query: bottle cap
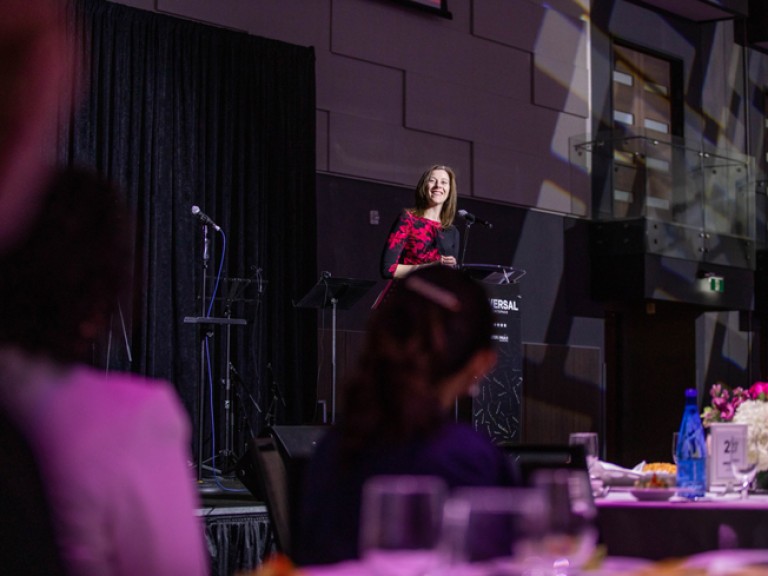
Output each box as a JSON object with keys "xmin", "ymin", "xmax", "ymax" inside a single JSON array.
[{"xmin": 685, "ymin": 388, "xmax": 696, "ymax": 398}]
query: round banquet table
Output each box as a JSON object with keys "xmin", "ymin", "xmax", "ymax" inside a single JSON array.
[
  {"xmin": 304, "ymin": 555, "xmax": 653, "ymax": 576},
  {"xmin": 596, "ymin": 489, "xmax": 768, "ymax": 560}
]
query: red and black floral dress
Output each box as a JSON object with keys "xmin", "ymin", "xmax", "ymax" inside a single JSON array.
[{"xmin": 373, "ymin": 210, "xmax": 459, "ymax": 307}]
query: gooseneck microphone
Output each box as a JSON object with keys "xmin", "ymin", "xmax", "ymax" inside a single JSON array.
[
  {"xmin": 457, "ymin": 209, "xmax": 493, "ymax": 228},
  {"xmin": 191, "ymin": 205, "xmax": 221, "ymax": 231}
]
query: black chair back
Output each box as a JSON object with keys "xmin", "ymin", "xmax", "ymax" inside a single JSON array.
[{"xmin": 499, "ymin": 443, "xmax": 588, "ymax": 486}]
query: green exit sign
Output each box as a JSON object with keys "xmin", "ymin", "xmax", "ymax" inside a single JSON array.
[{"xmin": 708, "ymin": 276, "xmax": 725, "ymax": 293}]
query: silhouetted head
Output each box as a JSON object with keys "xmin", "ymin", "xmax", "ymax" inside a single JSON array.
[
  {"xmin": 0, "ymin": 167, "xmax": 131, "ymax": 363},
  {"xmin": 341, "ymin": 265, "xmax": 495, "ymax": 454}
]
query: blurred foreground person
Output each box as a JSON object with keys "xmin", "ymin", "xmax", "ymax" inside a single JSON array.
[
  {"xmin": 0, "ymin": 0, "xmax": 73, "ymax": 254},
  {"xmin": 0, "ymin": 1, "xmax": 75, "ymax": 573},
  {"xmin": 0, "ymin": 404, "xmax": 68, "ymax": 574},
  {"xmin": 0, "ymin": 168, "xmax": 208, "ymax": 576},
  {"xmin": 297, "ymin": 266, "xmax": 519, "ymax": 565}
]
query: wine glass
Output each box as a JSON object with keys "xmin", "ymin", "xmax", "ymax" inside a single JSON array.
[
  {"xmin": 672, "ymin": 432, "xmax": 679, "ymax": 464},
  {"xmin": 359, "ymin": 475, "xmax": 448, "ymax": 576},
  {"xmin": 528, "ymin": 468, "xmax": 599, "ymax": 574},
  {"xmin": 731, "ymin": 452, "xmax": 759, "ymax": 500}
]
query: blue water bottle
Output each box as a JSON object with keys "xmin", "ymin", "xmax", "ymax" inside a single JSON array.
[{"xmin": 676, "ymin": 388, "xmax": 707, "ymax": 499}]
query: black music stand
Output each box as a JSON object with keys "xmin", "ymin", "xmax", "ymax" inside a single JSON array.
[
  {"xmin": 184, "ymin": 314, "xmax": 247, "ymax": 482},
  {"xmin": 295, "ymin": 275, "xmax": 375, "ymax": 423}
]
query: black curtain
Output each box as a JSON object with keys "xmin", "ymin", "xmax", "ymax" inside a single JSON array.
[{"xmin": 59, "ymin": 0, "xmax": 317, "ymax": 459}]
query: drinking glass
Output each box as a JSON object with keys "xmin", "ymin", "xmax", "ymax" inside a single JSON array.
[
  {"xmin": 569, "ymin": 432, "xmax": 599, "ymax": 469},
  {"xmin": 672, "ymin": 432, "xmax": 679, "ymax": 464},
  {"xmin": 528, "ymin": 468, "xmax": 599, "ymax": 574},
  {"xmin": 731, "ymin": 452, "xmax": 759, "ymax": 499},
  {"xmin": 443, "ymin": 486, "xmax": 550, "ymax": 568},
  {"xmin": 359, "ymin": 475, "xmax": 448, "ymax": 576}
]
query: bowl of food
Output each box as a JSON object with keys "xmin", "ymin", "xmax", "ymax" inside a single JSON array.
[
  {"xmin": 637, "ymin": 462, "xmax": 677, "ymax": 488},
  {"xmin": 629, "ymin": 487, "xmax": 677, "ymax": 501}
]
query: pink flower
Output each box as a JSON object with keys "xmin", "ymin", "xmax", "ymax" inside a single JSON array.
[
  {"xmin": 749, "ymin": 382, "xmax": 768, "ymax": 401},
  {"xmin": 702, "ymin": 383, "xmax": 757, "ymax": 426},
  {"xmin": 719, "ymin": 403, "xmax": 736, "ymax": 421},
  {"xmin": 712, "ymin": 395, "xmax": 729, "ymax": 410}
]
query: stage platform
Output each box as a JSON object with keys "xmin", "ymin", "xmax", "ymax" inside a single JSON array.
[{"xmin": 197, "ymin": 476, "xmax": 272, "ymax": 576}]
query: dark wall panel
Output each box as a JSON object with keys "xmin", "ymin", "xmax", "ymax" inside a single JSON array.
[{"xmin": 314, "ymin": 173, "xmax": 604, "ymax": 341}]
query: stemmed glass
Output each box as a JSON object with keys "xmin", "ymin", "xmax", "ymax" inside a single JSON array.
[
  {"xmin": 528, "ymin": 468, "xmax": 599, "ymax": 574},
  {"xmin": 359, "ymin": 475, "xmax": 448, "ymax": 576},
  {"xmin": 672, "ymin": 432, "xmax": 679, "ymax": 464},
  {"xmin": 731, "ymin": 452, "xmax": 759, "ymax": 499}
]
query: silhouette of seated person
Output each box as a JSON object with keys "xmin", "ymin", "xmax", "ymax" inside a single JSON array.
[
  {"xmin": 0, "ymin": 407, "xmax": 68, "ymax": 574},
  {"xmin": 0, "ymin": 1, "xmax": 74, "ymax": 572},
  {"xmin": 0, "ymin": 167, "xmax": 208, "ymax": 576},
  {"xmin": 297, "ymin": 266, "xmax": 521, "ymax": 566}
]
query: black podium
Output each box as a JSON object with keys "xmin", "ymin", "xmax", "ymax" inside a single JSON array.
[
  {"xmin": 295, "ymin": 274, "xmax": 375, "ymax": 423},
  {"xmin": 461, "ymin": 264, "xmax": 525, "ymax": 445}
]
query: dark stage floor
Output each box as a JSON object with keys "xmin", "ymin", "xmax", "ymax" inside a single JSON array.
[
  {"xmin": 197, "ymin": 475, "xmax": 270, "ymax": 576},
  {"xmin": 197, "ymin": 474, "xmax": 260, "ymax": 507}
]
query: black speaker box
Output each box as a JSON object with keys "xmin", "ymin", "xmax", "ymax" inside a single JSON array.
[
  {"xmin": 236, "ymin": 425, "xmax": 329, "ymax": 502},
  {"xmin": 235, "ymin": 440, "xmax": 264, "ymax": 500},
  {"xmin": 270, "ymin": 425, "xmax": 329, "ymax": 461}
]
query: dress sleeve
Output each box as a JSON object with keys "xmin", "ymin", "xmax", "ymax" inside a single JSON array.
[{"xmin": 380, "ymin": 211, "xmax": 410, "ymax": 279}]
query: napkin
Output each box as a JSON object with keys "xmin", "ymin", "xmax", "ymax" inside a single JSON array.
[{"xmin": 590, "ymin": 460, "xmax": 645, "ymax": 486}]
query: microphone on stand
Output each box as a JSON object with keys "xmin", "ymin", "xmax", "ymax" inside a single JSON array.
[
  {"xmin": 458, "ymin": 209, "xmax": 493, "ymax": 228},
  {"xmin": 191, "ymin": 205, "xmax": 221, "ymax": 231}
]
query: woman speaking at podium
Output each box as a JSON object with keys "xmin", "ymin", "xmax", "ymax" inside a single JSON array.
[{"xmin": 374, "ymin": 165, "xmax": 460, "ymax": 307}]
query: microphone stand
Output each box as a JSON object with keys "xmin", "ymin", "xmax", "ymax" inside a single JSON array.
[
  {"xmin": 196, "ymin": 224, "xmax": 211, "ymax": 482},
  {"xmin": 228, "ymin": 361, "xmax": 261, "ymax": 448},
  {"xmin": 456, "ymin": 219, "xmax": 473, "ymax": 422},
  {"xmin": 104, "ymin": 300, "xmax": 133, "ymax": 376},
  {"xmin": 265, "ymin": 362, "xmax": 286, "ymax": 428},
  {"xmin": 459, "ymin": 219, "xmax": 474, "ymax": 268}
]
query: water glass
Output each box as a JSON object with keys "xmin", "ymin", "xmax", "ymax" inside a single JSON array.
[
  {"xmin": 569, "ymin": 432, "xmax": 599, "ymax": 469},
  {"xmin": 731, "ymin": 453, "xmax": 759, "ymax": 499},
  {"xmin": 672, "ymin": 432, "xmax": 679, "ymax": 464},
  {"xmin": 359, "ymin": 475, "xmax": 448, "ymax": 576},
  {"xmin": 443, "ymin": 486, "xmax": 550, "ymax": 567},
  {"xmin": 528, "ymin": 468, "xmax": 599, "ymax": 574}
]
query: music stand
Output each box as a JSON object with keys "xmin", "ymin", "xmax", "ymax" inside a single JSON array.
[
  {"xmin": 184, "ymin": 314, "xmax": 247, "ymax": 481},
  {"xmin": 295, "ymin": 275, "xmax": 375, "ymax": 423}
]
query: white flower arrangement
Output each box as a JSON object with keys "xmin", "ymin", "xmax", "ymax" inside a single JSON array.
[{"xmin": 732, "ymin": 400, "xmax": 768, "ymax": 472}]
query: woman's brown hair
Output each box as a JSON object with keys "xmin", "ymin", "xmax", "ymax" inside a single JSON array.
[{"xmin": 339, "ymin": 265, "xmax": 493, "ymax": 460}]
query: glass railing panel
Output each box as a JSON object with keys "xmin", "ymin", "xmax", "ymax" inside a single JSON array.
[{"xmin": 571, "ymin": 132, "xmax": 756, "ymax": 269}]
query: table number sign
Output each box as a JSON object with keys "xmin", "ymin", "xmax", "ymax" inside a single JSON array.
[{"xmin": 708, "ymin": 423, "xmax": 748, "ymax": 487}]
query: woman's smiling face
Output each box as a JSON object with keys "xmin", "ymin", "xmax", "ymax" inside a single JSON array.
[{"xmin": 426, "ymin": 169, "xmax": 450, "ymax": 208}]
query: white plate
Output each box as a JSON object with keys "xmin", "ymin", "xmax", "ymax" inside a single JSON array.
[
  {"xmin": 595, "ymin": 463, "xmax": 676, "ymax": 487},
  {"xmin": 629, "ymin": 488, "xmax": 676, "ymax": 501},
  {"xmin": 684, "ymin": 549, "xmax": 768, "ymax": 570}
]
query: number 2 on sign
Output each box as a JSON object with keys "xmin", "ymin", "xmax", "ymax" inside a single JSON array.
[{"xmin": 709, "ymin": 424, "xmax": 748, "ymax": 487}]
